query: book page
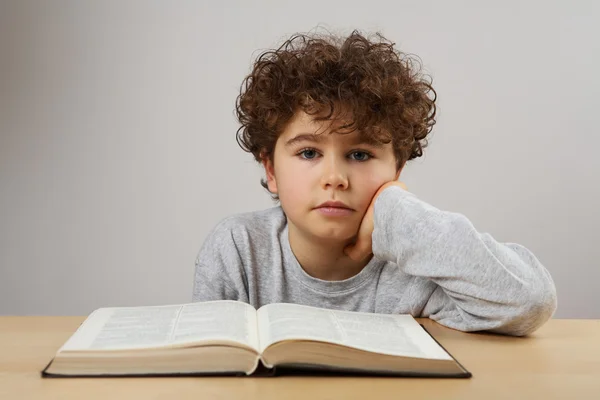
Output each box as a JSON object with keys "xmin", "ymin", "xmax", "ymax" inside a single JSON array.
[
  {"xmin": 60, "ymin": 300, "xmax": 258, "ymax": 352},
  {"xmin": 171, "ymin": 301, "xmax": 258, "ymax": 349},
  {"xmin": 257, "ymin": 303, "xmax": 450, "ymax": 360}
]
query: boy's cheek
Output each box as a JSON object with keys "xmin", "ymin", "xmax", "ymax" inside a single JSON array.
[
  {"xmin": 277, "ymin": 178, "xmax": 309, "ymax": 206},
  {"xmin": 359, "ymin": 175, "xmax": 390, "ymax": 202}
]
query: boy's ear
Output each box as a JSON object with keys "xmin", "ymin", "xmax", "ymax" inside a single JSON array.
[{"xmin": 262, "ymin": 157, "xmax": 278, "ymax": 194}]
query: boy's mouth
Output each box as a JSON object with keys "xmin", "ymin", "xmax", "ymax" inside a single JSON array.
[
  {"xmin": 314, "ymin": 201, "xmax": 355, "ymax": 217},
  {"xmin": 315, "ymin": 200, "xmax": 353, "ymax": 210}
]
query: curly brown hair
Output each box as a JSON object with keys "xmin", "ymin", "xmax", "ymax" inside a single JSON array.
[{"xmin": 235, "ymin": 30, "xmax": 437, "ymax": 198}]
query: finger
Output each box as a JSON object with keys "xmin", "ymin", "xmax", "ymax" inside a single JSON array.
[
  {"xmin": 345, "ymin": 243, "xmax": 371, "ymax": 262},
  {"xmin": 344, "ymin": 245, "xmax": 360, "ymax": 261}
]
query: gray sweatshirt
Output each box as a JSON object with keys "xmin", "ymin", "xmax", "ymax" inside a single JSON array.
[{"xmin": 192, "ymin": 186, "xmax": 557, "ymax": 336}]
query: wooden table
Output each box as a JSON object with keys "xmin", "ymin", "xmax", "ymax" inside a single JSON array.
[{"xmin": 1, "ymin": 317, "xmax": 599, "ymax": 399}]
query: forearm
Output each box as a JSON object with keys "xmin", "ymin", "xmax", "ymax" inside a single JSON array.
[{"xmin": 372, "ymin": 186, "xmax": 557, "ymax": 335}]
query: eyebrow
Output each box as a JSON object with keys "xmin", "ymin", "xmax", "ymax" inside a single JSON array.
[{"xmin": 284, "ymin": 133, "xmax": 384, "ymax": 148}]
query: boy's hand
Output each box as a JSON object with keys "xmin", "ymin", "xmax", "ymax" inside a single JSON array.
[{"xmin": 344, "ymin": 181, "xmax": 408, "ymax": 262}]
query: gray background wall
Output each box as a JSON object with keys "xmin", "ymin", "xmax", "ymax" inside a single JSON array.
[{"xmin": 1, "ymin": 0, "xmax": 598, "ymax": 317}]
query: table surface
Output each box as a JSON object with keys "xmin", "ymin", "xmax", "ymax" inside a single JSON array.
[{"xmin": 1, "ymin": 316, "xmax": 599, "ymax": 400}]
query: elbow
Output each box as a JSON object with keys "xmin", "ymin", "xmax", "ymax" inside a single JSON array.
[
  {"xmin": 520, "ymin": 284, "xmax": 558, "ymax": 336},
  {"xmin": 493, "ymin": 281, "xmax": 558, "ymax": 337}
]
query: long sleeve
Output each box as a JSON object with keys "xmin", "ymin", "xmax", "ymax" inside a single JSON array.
[
  {"xmin": 372, "ymin": 186, "xmax": 557, "ymax": 336},
  {"xmin": 191, "ymin": 219, "xmax": 250, "ymax": 303}
]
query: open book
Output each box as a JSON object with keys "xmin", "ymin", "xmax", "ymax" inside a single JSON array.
[{"xmin": 42, "ymin": 300, "xmax": 470, "ymax": 378}]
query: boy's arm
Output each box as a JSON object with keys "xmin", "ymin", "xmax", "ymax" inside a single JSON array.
[
  {"xmin": 191, "ymin": 220, "xmax": 249, "ymax": 303},
  {"xmin": 372, "ymin": 186, "xmax": 557, "ymax": 336}
]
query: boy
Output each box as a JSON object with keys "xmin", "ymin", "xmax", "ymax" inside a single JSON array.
[{"xmin": 192, "ymin": 31, "xmax": 557, "ymax": 336}]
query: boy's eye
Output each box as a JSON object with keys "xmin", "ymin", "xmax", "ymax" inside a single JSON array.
[
  {"xmin": 349, "ymin": 151, "xmax": 371, "ymax": 161},
  {"xmin": 299, "ymin": 149, "xmax": 319, "ymax": 159}
]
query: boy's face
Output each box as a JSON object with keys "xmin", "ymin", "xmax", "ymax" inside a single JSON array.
[{"xmin": 263, "ymin": 110, "xmax": 401, "ymax": 244}]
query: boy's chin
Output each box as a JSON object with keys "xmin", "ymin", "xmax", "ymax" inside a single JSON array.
[
  {"xmin": 308, "ymin": 227, "xmax": 358, "ymax": 243},
  {"xmin": 288, "ymin": 214, "xmax": 360, "ymax": 242}
]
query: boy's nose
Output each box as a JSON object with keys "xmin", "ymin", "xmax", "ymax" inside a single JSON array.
[{"xmin": 320, "ymin": 159, "xmax": 349, "ymax": 190}]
